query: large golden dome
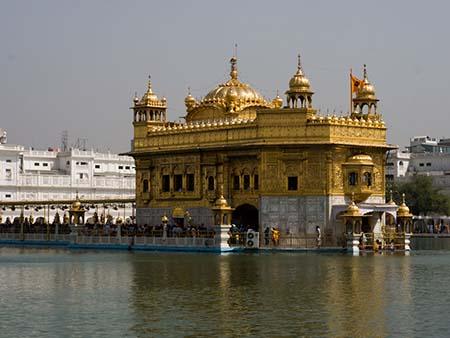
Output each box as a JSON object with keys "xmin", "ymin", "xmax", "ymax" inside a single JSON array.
[
  {"xmin": 185, "ymin": 57, "xmax": 273, "ymax": 122},
  {"xmin": 203, "ymin": 68, "xmax": 268, "ymax": 105}
]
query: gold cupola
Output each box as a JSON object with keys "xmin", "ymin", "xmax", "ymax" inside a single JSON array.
[
  {"xmin": 138, "ymin": 77, "xmax": 165, "ymax": 107},
  {"xmin": 184, "ymin": 87, "xmax": 197, "ymax": 111},
  {"xmin": 285, "ymin": 54, "xmax": 314, "ymax": 109},
  {"xmin": 397, "ymin": 193, "xmax": 412, "ymax": 217},
  {"xmin": 132, "ymin": 76, "xmax": 168, "ymax": 139},
  {"xmin": 185, "ymin": 56, "xmax": 272, "ymax": 122},
  {"xmin": 355, "ymin": 64, "xmax": 377, "ymax": 100},
  {"xmin": 352, "ymin": 65, "xmax": 380, "ymax": 121},
  {"xmin": 272, "ymin": 91, "xmax": 283, "ymax": 109}
]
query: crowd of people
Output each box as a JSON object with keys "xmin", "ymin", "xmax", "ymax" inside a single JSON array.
[
  {"xmin": 0, "ymin": 216, "xmax": 216, "ymax": 238},
  {"xmin": 413, "ymin": 220, "xmax": 450, "ymax": 234}
]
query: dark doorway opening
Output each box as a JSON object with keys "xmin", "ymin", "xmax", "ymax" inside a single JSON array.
[
  {"xmin": 362, "ymin": 216, "xmax": 371, "ymax": 233},
  {"xmin": 232, "ymin": 204, "xmax": 259, "ymax": 230}
]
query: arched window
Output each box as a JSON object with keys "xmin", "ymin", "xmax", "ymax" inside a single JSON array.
[
  {"xmin": 162, "ymin": 175, "xmax": 170, "ymax": 192},
  {"xmin": 233, "ymin": 175, "xmax": 240, "ymax": 190},
  {"xmin": 363, "ymin": 172, "xmax": 372, "ymax": 187},
  {"xmin": 143, "ymin": 179, "xmax": 149, "ymax": 193},
  {"xmin": 348, "ymin": 172, "xmax": 358, "ymax": 186},
  {"xmin": 207, "ymin": 176, "xmax": 215, "ymax": 191},
  {"xmin": 399, "ymin": 161, "xmax": 403, "ymax": 166},
  {"xmin": 243, "ymin": 174, "xmax": 250, "ymax": 190}
]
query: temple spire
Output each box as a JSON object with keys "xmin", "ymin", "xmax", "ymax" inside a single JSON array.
[{"xmin": 147, "ymin": 75, "xmax": 153, "ymax": 93}]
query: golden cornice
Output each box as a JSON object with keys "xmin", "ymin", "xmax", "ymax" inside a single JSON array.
[
  {"xmin": 307, "ymin": 115, "xmax": 385, "ymax": 128},
  {"xmin": 149, "ymin": 117, "xmax": 256, "ymax": 134}
]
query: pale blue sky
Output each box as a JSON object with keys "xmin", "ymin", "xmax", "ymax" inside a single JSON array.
[{"xmin": 1, "ymin": 0, "xmax": 449, "ymax": 152}]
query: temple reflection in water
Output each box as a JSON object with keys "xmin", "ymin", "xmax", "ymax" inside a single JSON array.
[{"xmin": 128, "ymin": 252, "xmax": 413, "ymax": 337}]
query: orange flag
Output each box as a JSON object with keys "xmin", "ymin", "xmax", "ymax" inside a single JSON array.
[{"xmin": 351, "ymin": 74, "xmax": 363, "ymax": 93}]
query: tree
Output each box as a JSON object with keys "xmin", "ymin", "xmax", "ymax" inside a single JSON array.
[{"xmin": 387, "ymin": 175, "xmax": 450, "ymax": 216}]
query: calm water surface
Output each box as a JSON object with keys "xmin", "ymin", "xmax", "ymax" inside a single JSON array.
[{"xmin": 0, "ymin": 248, "xmax": 450, "ymax": 337}]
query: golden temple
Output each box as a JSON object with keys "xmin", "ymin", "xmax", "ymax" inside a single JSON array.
[{"xmin": 129, "ymin": 54, "xmax": 398, "ymax": 248}]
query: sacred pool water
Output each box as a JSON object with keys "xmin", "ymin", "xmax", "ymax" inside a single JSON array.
[{"xmin": 0, "ymin": 248, "xmax": 449, "ymax": 337}]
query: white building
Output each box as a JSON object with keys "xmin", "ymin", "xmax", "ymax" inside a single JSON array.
[
  {"xmin": 0, "ymin": 130, "xmax": 135, "ymax": 222},
  {"xmin": 386, "ymin": 150, "xmax": 411, "ymax": 182},
  {"xmin": 386, "ymin": 136, "xmax": 450, "ymax": 196}
]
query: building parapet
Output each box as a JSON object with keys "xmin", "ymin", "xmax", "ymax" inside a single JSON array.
[
  {"xmin": 149, "ymin": 117, "xmax": 256, "ymax": 134},
  {"xmin": 133, "ymin": 113, "xmax": 388, "ymax": 152}
]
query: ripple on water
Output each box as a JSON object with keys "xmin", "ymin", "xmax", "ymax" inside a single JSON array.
[{"xmin": 0, "ymin": 249, "xmax": 449, "ymax": 337}]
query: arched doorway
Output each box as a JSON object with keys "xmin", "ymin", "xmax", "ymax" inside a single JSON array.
[{"xmin": 232, "ymin": 204, "xmax": 259, "ymax": 230}]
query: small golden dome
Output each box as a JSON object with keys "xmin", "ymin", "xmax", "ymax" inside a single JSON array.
[
  {"xmin": 135, "ymin": 76, "xmax": 167, "ymax": 108},
  {"xmin": 342, "ymin": 193, "xmax": 361, "ymax": 217},
  {"xmin": 184, "ymin": 88, "xmax": 196, "ymax": 108},
  {"xmin": 71, "ymin": 192, "xmax": 83, "ymax": 211},
  {"xmin": 71, "ymin": 199, "xmax": 81, "ymax": 211},
  {"xmin": 116, "ymin": 216, "xmax": 123, "ymax": 224},
  {"xmin": 355, "ymin": 65, "xmax": 377, "ymax": 100},
  {"xmin": 272, "ymin": 91, "xmax": 283, "ymax": 108},
  {"xmin": 287, "ymin": 55, "xmax": 312, "ymax": 92},
  {"xmin": 347, "ymin": 154, "xmax": 374, "ymax": 165},
  {"xmin": 387, "ymin": 190, "xmax": 397, "ymax": 205},
  {"xmin": 133, "ymin": 92, "xmax": 139, "ymax": 104},
  {"xmin": 397, "ymin": 194, "xmax": 412, "ymax": 217},
  {"xmin": 215, "ymin": 194, "xmax": 230, "ymax": 208},
  {"xmin": 346, "ymin": 201, "xmax": 361, "ymax": 216}
]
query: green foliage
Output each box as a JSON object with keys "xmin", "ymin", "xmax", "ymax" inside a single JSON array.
[{"xmin": 387, "ymin": 176, "xmax": 450, "ymax": 216}]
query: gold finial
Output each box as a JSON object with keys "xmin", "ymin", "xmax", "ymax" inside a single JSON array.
[
  {"xmin": 147, "ymin": 75, "xmax": 153, "ymax": 93},
  {"xmin": 388, "ymin": 189, "xmax": 396, "ymax": 205},
  {"xmin": 293, "ymin": 54, "xmax": 305, "ymax": 77},
  {"xmin": 363, "ymin": 64, "xmax": 368, "ymax": 80},
  {"xmin": 402, "ymin": 193, "xmax": 406, "ymax": 204},
  {"xmin": 188, "ymin": 86, "xmax": 191, "ymax": 95},
  {"xmin": 230, "ymin": 55, "xmax": 238, "ymax": 80},
  {"xmin": 351, "ymin": 192, "xmax": 355, "ymax": 202}
]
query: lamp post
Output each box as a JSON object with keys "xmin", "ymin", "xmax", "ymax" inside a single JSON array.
[
  {"xmin": 161, "ymin": 214, "xmax": 168, "ymax": 240},
  {"xmin": 20, "ymin": 205, "xmax": 24, "ymax": 241}
]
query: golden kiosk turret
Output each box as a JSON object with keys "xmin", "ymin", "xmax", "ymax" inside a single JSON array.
[
  {"xmin": 132, "ymin": 76, "xmax": 167, "ymax": 140},
  {"xmin": 351, "ymin": 64, "xmax": 380, "ymax": 121},
  {"xmin": 285, "ymin": 54, "xmax": 314, "ymax": 110}
]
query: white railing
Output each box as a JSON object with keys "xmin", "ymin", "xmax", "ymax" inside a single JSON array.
[
  {"xmin": 0, "ymin": 233, "xmax": 219, "ymax": 248},
  {"xmin": 15, "ymin": 175, "xmax": 134, "ymax": 189},
  {"xmin": 0, "ymin": 233, "xmax": 71, "ymax": 241}
]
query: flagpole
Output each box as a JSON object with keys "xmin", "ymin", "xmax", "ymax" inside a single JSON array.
[{"xmin": 349, "ymin": 68, "xmax": 353, "ymax": 115}]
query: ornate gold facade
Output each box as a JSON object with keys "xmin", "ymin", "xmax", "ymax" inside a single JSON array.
[{"xmin": 129, "ymin": 55, "xmax": 396, "ymax": 244}]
